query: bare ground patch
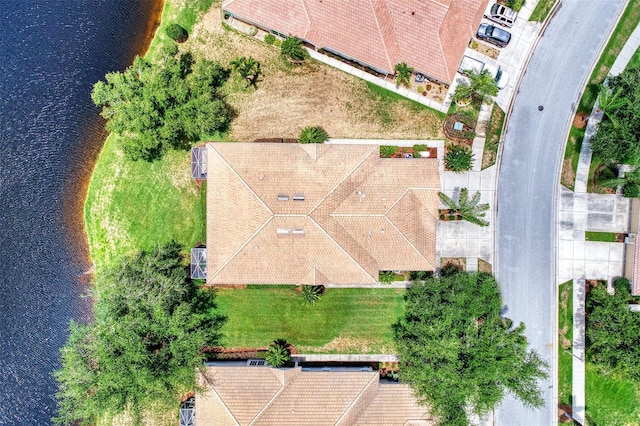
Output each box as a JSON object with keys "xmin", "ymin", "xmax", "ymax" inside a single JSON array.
[
  {"xmin": 297, "ymin": 336, "xmax": 395, "ymax": 354},
  {"xmin": 561, "ymin": 158, "xmax": 576, "ymax": 189},
  {"xmin": 185, "ymin": 6, "xmax": 444, "ymax": 141}
]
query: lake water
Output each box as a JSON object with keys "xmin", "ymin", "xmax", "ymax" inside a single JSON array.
[{"xmin": 0, "ymin": 1, "xmax": 160, "ymax": 423}]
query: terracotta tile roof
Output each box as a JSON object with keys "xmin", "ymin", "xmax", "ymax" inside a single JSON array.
[
  {"xmin": 221, "ymin": 0, "xmax": 488, "ymax": 83},
  {"xmin": 354, "ymin": 382, "xmax": 432, "ymax": 425},
  {"xmin": 198, "ymin": 366, "xmax": 434, "ymax": 425},
  {"xmin": 206, "ymin": 143, "xmax": 440, "ymax": 285}
]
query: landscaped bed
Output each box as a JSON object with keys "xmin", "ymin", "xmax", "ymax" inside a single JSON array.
[{"xmin": 215, "ymin": 285, "xmax": 404, "ymax": 354}]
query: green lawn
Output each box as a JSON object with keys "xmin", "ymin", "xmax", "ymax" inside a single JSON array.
[
  {"xmin": 558, "ymin": 280, "xmax": 573, "ymax": 406},
  {"xmin": 585, "ymin": 231, "xmax": 617, "ymax": 242},
  {"xmin": 586, "ymin": 362, "xmax": 640, "ymax": 425},
  {"xmin": 84, "ymin": 134, "xmax": 206, "ymax": 272},
  {"xmin": 216, "ymin": 286, "xmax": 405, "ymax": 354},
  {"xmin": 529, "ymin": 0, "xmax": 557, "ymax": 22},
  {"xmin": 626, "ymin": 46, "xmax": 640, "ymax": 70}
]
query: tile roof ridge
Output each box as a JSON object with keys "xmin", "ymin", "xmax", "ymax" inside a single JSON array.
[
  {"xmin": 384, "ymin": 214, "xmax": 434, "ymax": 269},
  {"xmin": 200, "ymin": 371, "xmax": 241, "ymax": 426},
  {"xmin": 300, "ymin": 0, "xmax": 312, "ymax": 36},
  {"xmin": 308, "ymin": 215, "xmax": 378, "ymax": 282},
  {"xmin": 334, "ymin": 371, "xmax": 380, "ymax": 425},
  {"xmin": 438, "ymin": 5, "xmax": 456, "ymax": 82},
  {"xmin": 370, "ymin": 0, "xmax": 396, "ymax": 72},
  {"xmin": 249, "ymin": 368, "xmax": 299, "ymax": 425}
]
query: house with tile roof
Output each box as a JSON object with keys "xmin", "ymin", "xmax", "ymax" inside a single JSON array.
[
  {"xmin": 198, "ymin": 142, "xmax": 440, "ymax": 286},
  {"xmin": 195, "ymin": 365, "xmax": 433, "ymax": 425},
  {"xmin": 221, "ymin": 0, "xmax": 488, "ymax": 84}
]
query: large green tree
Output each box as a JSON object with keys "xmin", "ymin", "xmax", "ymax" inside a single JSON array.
[
  {"xmin": 91, "ymin": 49, "xmax": 231, "ymax": 161},
  {"xmin": 393, "ymin": 272, "xmax": 548, "ymax": 425},
  {"xmin": 54, "ymin": 242, "xmax": 226, "ymax": 425},
  {"xmin": 590, "ymin": 67, "xmax": 640, "ymax": 165},
  {"xmin": 586, "ymin": 278, "xmax": 640, "ymax": 379}
]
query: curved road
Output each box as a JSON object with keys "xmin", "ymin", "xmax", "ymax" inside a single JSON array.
[{"xmin": 495, "ymin": 0, "xmax": 627, "ymax": 424}]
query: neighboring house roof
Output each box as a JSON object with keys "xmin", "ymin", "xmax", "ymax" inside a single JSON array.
[
  {"xmin": 206, "ymin": 143, "xmax": 440, "ymax": 285},
  {"xmin": 196, "ymin": 366, "xmax": 433, "ymax": 425},
  {"xmin": 221, "ymin": 0, "xmax": 488, "ymax": 83}
]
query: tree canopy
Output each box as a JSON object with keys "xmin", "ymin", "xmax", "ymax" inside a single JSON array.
[
  {"xmin": 586, "ymin": 278, "xmax": 640, "ymax": 380},
  {"xmin": 54, "ymin": 242, "xmax": 226, "ymax": 425},
  {"xmin": 394, "ymin": 62, "xmax": 414, "ymax": 88},
  {"xmin": 590, "ymin": 67, "xmax": 640, "ymax": 165},
  {"xmin": 91, "ymin": 49, "xmax": 231, "ymax": 161},
  {"xmin": 393, "ymin": 272, "xmax": 548, "ymax": 425}
]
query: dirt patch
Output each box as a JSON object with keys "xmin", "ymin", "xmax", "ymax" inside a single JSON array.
[
  {"xmin": 468, "ymin": 40, "xmax": 500, "ymax": 60},
  {"xmin": 559, "ymin": 325, "xmax": 571, "ymax": 350},
  {"xmin": 186, "ymin": 7, "xmax": 444, "ymax": 141},
  {"xmin": 561, "ymin": 158, "xmax": 576, "ymax": 189},
  {"xmin": 478, "ymin": 259, "xmax": 492, "ymax": 274},
  {"xmin": 440, "ymin": 257, "xmax": 466, "ymax": 273},
  {"xmin": 573, "ymin": 112, "xmax": 589, "ymax": 129},
  {"xmin": 297, "ymin": 337, "xmax": 395, "ymax": 354}
]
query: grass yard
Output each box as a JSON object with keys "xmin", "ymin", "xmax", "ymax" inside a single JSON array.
[
  {"xmin": 627, "ymin": 46, "xmax": 640, "ymax": 71},
  {"xmin": 561, "ymin": 125, "xmax": 585, "ymax": 190},
  {"xmin": 558, "ymin": 280, "xmax": 573, "ymax": 406},
  {"xmin": 585, "ymin": 231, "xmax": 617, "ymax": 242},
  {"xmin": 577, "ymin": 0, "xmax": 640, "ymax": 114},
  {"xmin": 586, "ymin": 362, "xmax": 640, "ymax": 425},
  {"xmin": 216, "ymin": 286, "xmax": 404, "ymax": 354},
  {"xmin": 529, "ymin": 0, "xmax": 558, "ymax": 22},
  {"xmin": 84, "ymin": 134, "xmax": 206, "ymax": 272}
]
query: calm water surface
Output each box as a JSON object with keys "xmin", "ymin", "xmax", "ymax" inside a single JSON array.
[{"xmin": 0, "ymin": 1, "xmax": 160, "ymax": 423}]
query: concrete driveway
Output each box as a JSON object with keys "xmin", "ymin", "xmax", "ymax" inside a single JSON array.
[{"xmin": 495, "ymin": 0, "xmax": 627, "ymax": 425}]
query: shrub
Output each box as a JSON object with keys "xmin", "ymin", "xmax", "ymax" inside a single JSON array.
[
  {"xmin": 379, "ymin": 271, "xmax": 396, "ymax": 284},
  {"xmin": 595, "ymin": 164, "xmax": 618, "ymax": 184},
  {"xmin": 445, "ymin": 145, "xmax": 474, "ymax": 172},
  {"xmin": 301, "ymin": 285, "xmax": 323, "ymax": 305},
  {"xmin": 299, "ymin": 126, "xmax": 328, "ymax": 144},
  {"xmin": 623, "ymin": 183, "xmax": 640, "ymax": 198},
  {"xmin": 264, "ymin": 33, "xmax": 276, "ymax": 45},
  {"xmin": 165, "ymin": 23, "xmax": 188, "ymax": 42},
  {"xmin": 380, "ymin": 145, "xmax": 400, "ymax": 158},
  {"xmin": 506, "ymin": 0, "xmax": 526, "ymax": 11},
  {"xmin": 264, "ymin": 339, "xmax": 290, "ymax": 367},
  {"xmin": 281, "ymin": 36, "xmax": 308, "ymax": 62}
]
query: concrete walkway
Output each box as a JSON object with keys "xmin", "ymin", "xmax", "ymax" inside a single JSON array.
[{"xmin": 561, "ymin": 19, "xmax": 640, "ymax": 425}]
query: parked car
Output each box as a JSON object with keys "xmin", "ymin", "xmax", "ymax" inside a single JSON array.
[
  {"xmin": 476, "ymin": 23, "xmax": 511, "ymax": 48},
  {"xmin": 484, "ymin": 3, "xmax": 517, "ymax": 28}
]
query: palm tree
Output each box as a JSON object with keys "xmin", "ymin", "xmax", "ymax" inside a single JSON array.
[
  {"xmin": 281, "ymin": 36, "xmax": 308, "ymax": 63},
  {"xmin": 230, "ymin": 56, "xmax": 261, "ymax": 87},
  {"xmin": 599, "ymin": 166, "xmax": 640, "ymax": 198},
  {"xmin": 301, "ymin": 285, "xmax": 323, "ymax": 305},
  {"xmin": 299, "ymin": 126, "xmax": 328, "ymax": 144},
  {"xmin": 597, "ymin": 85, "xmax": 626, "ymax": 126},
  {"xmin": 264, "ymin": 339, "xmax": 290, "ymax": 367},
  {"xmin": 394, "ymin": 62, "xmax": 414, "ymax": 88},
  {"xmin": 438, "ymin": 188, "xmax": 490, "ymax": 226},
  {"xmin": 455, "ymin": 69, "xmax": 498, "ymax": 103}
]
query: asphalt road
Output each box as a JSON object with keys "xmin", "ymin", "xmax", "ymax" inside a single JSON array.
[{"xmin": 495, "ymin": 0, "xmax": 627, "ymax": 424}]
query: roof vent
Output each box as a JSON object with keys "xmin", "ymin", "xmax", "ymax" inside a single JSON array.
[
  {"xmin": 277, "ymin": 228, "xmax": 290, "ymax": 235},
  {"xmin": 277, "ymin": 194, "xmax": 289, "ymax": 201},
  {"xmin": 293, "ymin": 229, "xmax": 305, "ymax": 235},
  {"xmin": 293, "ymin": 195, "xmax": 305, "ymax": 201}
]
